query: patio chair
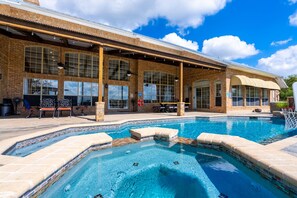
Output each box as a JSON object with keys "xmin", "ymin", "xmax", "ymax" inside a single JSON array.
[
  {"xmin": 57, "ymin": 99, "xmax": 72, "ymax": 118},
  {"xmin": 39, "ymin": 98, "xmax": 56, "ymax": 118}
]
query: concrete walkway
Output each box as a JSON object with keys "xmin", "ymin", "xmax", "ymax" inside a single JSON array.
[{"xmin": 0, "ymin": 111, "xmax": 271, "ymax": 141}]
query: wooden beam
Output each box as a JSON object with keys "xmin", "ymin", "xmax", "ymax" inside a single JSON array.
[
  {"xmin": 0, "ymin": 28, "xmax": 12, "ymax": 37},
  {"xmin": 179, "ymin": 62, "xmax": 183, "ymax": 102},
  {"xmin": 98, "ymin": 46, "xmax": 104, "ymax": 102}
]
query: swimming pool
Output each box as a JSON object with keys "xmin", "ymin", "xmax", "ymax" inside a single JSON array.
[
  {"xmin": 6, "ymin": 116, "xmax": 297, "ymax": 157},
  {"xmin": 40, "ymin": 141, "xmax": 288, "ymax": 197}
]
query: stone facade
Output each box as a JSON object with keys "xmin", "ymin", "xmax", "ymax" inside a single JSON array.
[{"xmin": 0, "ymin": 35, "xmax": 281, "ymax": 115}]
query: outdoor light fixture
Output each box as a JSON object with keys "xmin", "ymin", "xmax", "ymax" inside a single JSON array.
[
  {"xmin": 127, "ymin": 70, "xmax": 132, "ymax": 77},
  {"xmin": 127, "ymin": 70, "xmax": 138, "ymax": 77},
  {"xmin": 57, "ymin": 62, "xmax": 65, "ymax": 70}
]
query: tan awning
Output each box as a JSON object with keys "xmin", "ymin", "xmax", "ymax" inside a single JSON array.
[{"xmin": 231, "ymin": 75, "xmax": 280, "ymax": 90}]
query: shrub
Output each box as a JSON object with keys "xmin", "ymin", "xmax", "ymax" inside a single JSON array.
[{"xmin": 276, "ymin": 101, "xmax": 289, "ymax": 109}]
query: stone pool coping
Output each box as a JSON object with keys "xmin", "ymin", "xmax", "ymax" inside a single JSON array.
[
  {"xmin": 130, "ymin": 127, "xmax": 178, "ymax": 141},
  {"xmin": 0, "ymin": 133, "xmax": 112, "ymax": 197},
  {"xmin": 0, "ymin": 114, "xmax": 274, "ymax": 160},
  {"xmin": 197, "ymin": 133, "xmax": 297, "ymax": 195}
]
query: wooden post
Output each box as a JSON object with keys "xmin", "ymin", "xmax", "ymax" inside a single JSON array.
[
  {"xmin": 177, "ymin": 62, "xmax": 185, "ymax": 116},
  {"xmin": 98, "ymin": 46, "xmax": 104, "ymax": 102},
  {"xmin": 96, "ymin": 46, "xmax": 105, "ymax": 121},
  {"xmin": 179, "ymin": 62, "xmax": 183, "ymax": 102}
]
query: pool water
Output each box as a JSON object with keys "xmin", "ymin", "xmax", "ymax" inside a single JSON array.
[
  {"xmin": 40, "ymin": 141, "xmax": 288, "ymax": 198},
  {"xmin": 7, "ymin": 117, "xmax": 297, "ymax": 157}
]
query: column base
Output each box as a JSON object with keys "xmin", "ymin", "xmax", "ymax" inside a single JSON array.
[
  {"xmin": 177, "ymin": 102, "xmax": 185, "ymax": 116},
  {"xmin": 95, "ymin": 102, "xmax": 105, "ymax": 122}
]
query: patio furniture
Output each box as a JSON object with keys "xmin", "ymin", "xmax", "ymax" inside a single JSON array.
[
  {"xmin": 57, "ymin": 99, "xmax": 72, "ymax": 118},
  {"xmin": 23, "ymin": 99, "xmax": 33, "ymax": 118},
  {"xmin": 39, "ymin": 98, "xmax": 56, "ymax": 118}
]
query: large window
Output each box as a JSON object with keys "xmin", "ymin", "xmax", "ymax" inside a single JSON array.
[
  {"xmin": 108, "ymin": 59, "xmax": 129, "ymax": 81},
  {"xmin": 215, "ymin": 81, "xmax": 222, "ymax": 107},
  {"xmin": 262, "ymin": 89, "xmax": 269, "ymax": 106},
  {"xmin": 108, "ymin": 85, "xmax": 129, "ymax": 109},
  {"xmin": 246, "ymin": 87, "xmax": 260, "ymax": 106},
  {"xmin": 25, "ymin": 47, "xmax": 59, "ymax": 75},
  {"xmin": 23, "ymin": 78, "xmax": 58, "ymax": 106},
  {"xmin": 64, "ymin": 81, "xmax": 100, "ymax": 106},
  {"xmin": 232, "ymin": 85, "xmax": 243, "ymax": 106},
  {"xmin": 65, "ymin": 53, "xmax": 99, "ymax": 78},
  {"xmin": 143, "ymin": 71, "xmax": 175, "ymax": 103}
]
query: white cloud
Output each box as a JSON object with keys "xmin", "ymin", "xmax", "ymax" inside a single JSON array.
[
  {"xmin": 161, "ymin": 33, "xmax": 199, "ymax": 51},
  {"xmin": 39, "ymin": 0, "xmax": 230, "ymax": 31},
  {"xmin": 271, "ymin": 38, "xmax": 292, "ymax": 46},
  {"xmin": 289, "ymin": 12, "xmax": 297, "ymax": 26},
  {"xmin": 289, "ymin": 0, "xmax": 297, "ymax": 4},
  {"xmin": 258, "ymin": 45, "xmax": 297, "ymax": 77},
  {"xmin": 201, "ymin": 35, "xmax": 259, "ymax": 60}
]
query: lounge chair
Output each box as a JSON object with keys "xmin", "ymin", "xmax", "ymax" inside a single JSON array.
[
  {"xmin": 57, "ymin": 99, "xmax": 72, "ymax": 118},
  {"xmin": 39, "ymin": 98, "xmax": 56, "ymax": 118}
]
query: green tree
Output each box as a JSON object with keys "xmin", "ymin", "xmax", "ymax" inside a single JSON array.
[{"xmin": 280, "ymin": 75, "xmax": 297, "ymax": 100}]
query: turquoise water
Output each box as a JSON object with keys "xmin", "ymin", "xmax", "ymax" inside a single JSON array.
[
  {"xmin": 40, "ymin": 141, "xmax": 288, "ymax": 198},
  {"xmin": 7, "ymin": 117, "xmax": 297, "ymax": 157}
]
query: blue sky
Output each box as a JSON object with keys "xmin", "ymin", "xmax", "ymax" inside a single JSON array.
[{"xmin": 39, "ymin": 0, "xmax": 297, "ymax": 77}]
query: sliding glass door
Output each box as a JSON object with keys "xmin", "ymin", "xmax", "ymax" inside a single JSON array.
[{"xmin": 195, "ymin": 81, "xmax": 210, "ymax": 109}]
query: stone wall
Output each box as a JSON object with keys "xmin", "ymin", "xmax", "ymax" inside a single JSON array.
[{"xmin": 0, "ymin": 34, "xmax": 9, "ymax": 103}]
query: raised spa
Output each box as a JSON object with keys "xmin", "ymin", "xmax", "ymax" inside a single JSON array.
[{"xmin": 40, "ymin": 141, "xmax": 288, "ymax": 198}]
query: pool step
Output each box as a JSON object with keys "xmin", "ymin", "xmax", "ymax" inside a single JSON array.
[{"xmin": 130, "ymin": 127, "xmax": 178, "ymax": 141}]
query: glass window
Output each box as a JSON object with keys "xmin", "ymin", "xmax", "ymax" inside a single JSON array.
[
  {"xmin": 108, "ymin": 85, "xmax": 129, "ymax": 109},
  {"xmin": 262, "ymin": 89, "xmax": 269, "ymax": 106},
  {"xmin": 79, "ymin": 54, "xmax": 92, "ymax": 78},
  {"xmin": 215, "ymin": 81, "xmax": 222, "ymax": 107},
  {"xmin": 65, "ymin": 53, "xmax": 99, "ymax": 78},
  {"xmin": 64, "ymin": 81, "xmax": 101, "ymax": 106},
  {"xmin": 43, "ymin": 48, "xmax": 59, "ymax": 74},
  {"xmin": 246, "ymin": 87, "xmax": 260, "ymax": 106},
  {"xmin": 65, "ymin": 53, "xmax": 79, "ymax": 77},
  {"xmin": 92, "ymin": 56, "xmax": 99, "ymax": 78},
  {"xmin": 232, "ymin": 86, "xmax": 243, "ymax": 106},
  {"xmin": 108, "ymin": 60, "xmax": 129, "ymax": 81},
  {"xmin": 23, "ymin": 78, "xmax": 58, "ymax": 106},
  {"xmin": 25, "ymin": 47, "xmax": 58, "ymax": 74},
  {"xmin": 143, "ymin": 71, "xmax": 175, "ymax": 103},
  {"xmin": 143, "ymin": 84, "xmax": 157, "ymax": 102}
]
